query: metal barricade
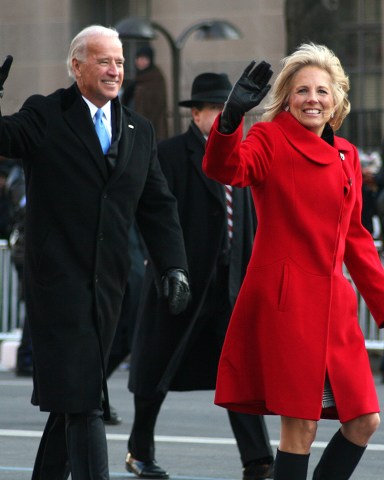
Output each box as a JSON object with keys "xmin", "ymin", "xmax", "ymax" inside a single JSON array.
[
  {"xmin": 0, "ymin": 240, "xmax": 22, "ymax": 340},
  {"xmin": 354, "ymin": 283, "xmax": 384, "ymax": 350},
  {"xmin": 0, "ymin": 241, "xmax": 382, "ymax": 349},
  {"xmin": 344, "ymin": 251, "xmax": 384, "ymax": 350}
]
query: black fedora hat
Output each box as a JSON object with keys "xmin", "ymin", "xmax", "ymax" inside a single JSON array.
[{"xmin": 178, "ymin": 72, "xmax": 232, "ymax": 107}]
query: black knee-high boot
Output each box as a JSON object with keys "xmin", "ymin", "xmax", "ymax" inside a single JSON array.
[
  {"xmin": 312, "ymin": 429, "xmax": 366, "ymax": 479},
  {"xmin": 274, "ymin": 449, "xmax": 309, "ymax": 479}
]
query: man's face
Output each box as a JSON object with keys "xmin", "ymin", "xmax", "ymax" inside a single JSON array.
[
  {"xmin": 191, "ymin": 103, "xmax": 223, "ymax": 137},
  {"xmin": 72, "ymin": 35, "xmax": 125, "ymax": 107},
  {"xmin": 135, "ymin": 55, "xmax": 151, "ymax": 71}
]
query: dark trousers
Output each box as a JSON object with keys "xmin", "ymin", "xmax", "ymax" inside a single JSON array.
[
  {"xmin": 227, "ymin": 409, "xmax": 273, "ymax": 465},
  {"xmin": 128, "ymin": 394, "xmax": 273, "ymax": 466},
  {"xmin": 16, "ymin": 315, "xmax": 33, "ymax": 370},
  {"xmin": 32, "ymin": 409, "xmax": 109, "ymax": 480}
]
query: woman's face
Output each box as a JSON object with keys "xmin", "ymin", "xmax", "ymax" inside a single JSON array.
[{"xmin": 287, "ymin": 66, "xmax": 335, "ymax": 136}]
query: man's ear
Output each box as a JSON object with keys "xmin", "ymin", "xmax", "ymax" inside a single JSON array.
[{"xmin": 71, "ymin": 58, "xmax": 81, "ymax": 78}]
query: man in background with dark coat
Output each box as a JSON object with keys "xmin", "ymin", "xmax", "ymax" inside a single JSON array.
[
  {"xmin": 0, "ymin": 25, "xmax": 190, "ymax": 480},
  {"xmin": 127, "ymin": 73, "xmax": 274, "ymax": 480},
  {"xmin": 122, "ymin": 45, "xmax": 168, "ymax": 141}
]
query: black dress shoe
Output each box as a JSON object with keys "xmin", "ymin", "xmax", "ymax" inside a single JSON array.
[
  {"xmin": 103, "ymin": 404, "xmax": 122, "ymax": 425},
  {"xmin": 243, "ymin": 460, "xmax": 274, "ymax": 480},
  {"xmin": 125, "ymin": 453, "xmax": 169, "ymax": 479}
]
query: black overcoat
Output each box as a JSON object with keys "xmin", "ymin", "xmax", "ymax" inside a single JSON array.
[
  {"xmin": 0, "ymin": 84, "xmax": 187, "ymax": 413},
  {"xmin": 129, "ymin": 122, "xmax": 255, "ymax": 396}
]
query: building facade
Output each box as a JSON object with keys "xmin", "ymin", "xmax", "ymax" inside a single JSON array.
[{"xmin": 0, "ymin": 0, "xmax": 383, "ymax": 148}]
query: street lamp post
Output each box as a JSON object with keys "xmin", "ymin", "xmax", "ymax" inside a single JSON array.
[{"xmin": 115, "ymin": 17, "xmax": 242, "ymax": 134}]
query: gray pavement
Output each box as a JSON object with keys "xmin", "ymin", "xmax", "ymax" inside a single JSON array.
[{"xmin": 0, "ymin": 365, "xmax": 383, "ymax": 479}]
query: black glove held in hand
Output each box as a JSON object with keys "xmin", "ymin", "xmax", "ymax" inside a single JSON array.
[
  {"xmin": 0, "ymin": 55, "xmax": 13, "ymax": 98},
  {"xmin": 162, "ymin": 268, "xmax": 191, "ymax": 315},
  {"xmin": 219, "ymin": 60, "xmax": 273, "ymax": 134}
]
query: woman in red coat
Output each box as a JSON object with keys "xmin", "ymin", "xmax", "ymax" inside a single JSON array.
[{"xmin": 203, "ymin": 43, "xmax": 384, "ymax": 479}]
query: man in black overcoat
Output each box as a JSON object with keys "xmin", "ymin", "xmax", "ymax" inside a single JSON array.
[
  {"xmin": 0, "ymin": 26, "xmax": 190, "ymax": 480},
  {"xmin": 127, "ymin": 73, "xmax": 274, "ymax": 480}
]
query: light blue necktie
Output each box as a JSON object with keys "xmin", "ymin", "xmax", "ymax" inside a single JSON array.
[{"xmin": 94, "ymin": 108, "xmax": 110, "ymax": 154}]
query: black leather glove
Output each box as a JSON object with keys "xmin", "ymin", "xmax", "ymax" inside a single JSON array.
[
  {"xmin": 0, "ymin": 55, "xmax": 13, "ymax": 99},
  {"xmin": 219, "ymin": 60, "xmax": 273, "ymax": 134},
  {"xmin": 161, "ymin": 268, "xmax": 191, "ymax": 315}
]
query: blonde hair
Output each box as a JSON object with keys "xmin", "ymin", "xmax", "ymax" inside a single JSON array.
[
  {"xmin": 262, "ymin": 43, "xmax": 350, "ymax": 131},
  {"xmin": 66, "ymin": 25, "xmax": 122, "ymax": 79}
]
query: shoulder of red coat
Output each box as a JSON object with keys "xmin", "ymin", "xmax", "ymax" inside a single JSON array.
[{"xmin": 333, "ymin": 135, "xmax": 355, "ymax": 153}]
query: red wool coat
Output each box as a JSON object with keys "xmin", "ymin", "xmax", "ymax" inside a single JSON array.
[{"xmin": 203, "ymin": 111, "xmax": 384, "ymax": 422}]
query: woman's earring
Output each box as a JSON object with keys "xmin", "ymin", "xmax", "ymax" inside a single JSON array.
[
  {"xmin": 284, "ymin": 105, "xmax": 290, "ymax": 112},
  {"xmin": 330, "ymin": 111, "xmax": 334, "ymax": 119}
]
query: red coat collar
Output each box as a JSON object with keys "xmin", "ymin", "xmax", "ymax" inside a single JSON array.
[{"xmin": 272, "ymin": 112, "xmax": 353, "ymax": 165}]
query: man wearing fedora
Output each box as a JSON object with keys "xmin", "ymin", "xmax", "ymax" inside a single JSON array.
[{"xmin": 126, "ymin": 72, "xmax": 275, "ymax": 480}]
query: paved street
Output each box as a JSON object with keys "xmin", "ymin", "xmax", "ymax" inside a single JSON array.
[{"xmin": 0, "ymin": 365, "xmax": 383, "ymax": 479}]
